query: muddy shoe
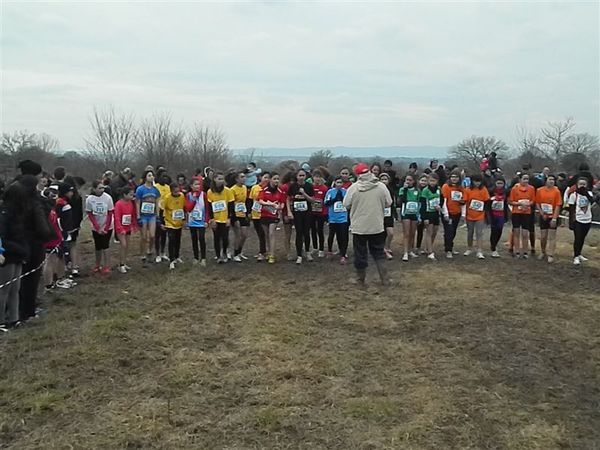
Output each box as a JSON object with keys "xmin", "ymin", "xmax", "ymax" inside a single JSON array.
[{"xmin": 374, "ymin": 260, "xmax": 390, "ymax": 286}]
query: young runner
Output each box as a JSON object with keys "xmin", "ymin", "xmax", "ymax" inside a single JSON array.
[
  {"xmin": 415, "ymin": 174, "xmax": 429, "ymax": 255},
  {"xmin": 185, "ymin": 177, "xmax": 208, "ymax": 266},
  {"xmin": 567, "ymin": 177, "xmax": 597, "ymax": 265},
  {"xmin": 85, "ymin": 180, "xmax": 115, "ymax": 273},
  {"xmin": 535, "ymin": 174, "xmax": 562, "ymax": 263},
  {"xmin": 379, "ymin": 173, "xmax": 396, "ymax": 259},
  {"xmin": 250, "ymin": 172, "xmax": 270, "ymax": 261},
  {"xmin": 230, "ymin": 171, "xmax": 250, "ymax": 262},
  {"xmin": 114, "ymin": 186, "xmax": 138, "ymax": 273},
  {"xmin": 489, "ymin": 177, "xmax": 509, "ymax": 258},
  {"xmin": 398, "ymin": 174, "xmax": 421, "ymax": 261},
  {"xmin": 135, "ymin": 170, "xmax": 161, "ymax": 265},
  {"xmin": 310, "ymin": 170, "xmax": 329, "ymax": 257},
  {"xmin": 207, "ymin": 172, "xmax": 234, "ymax": 263},
  {"xmin": 162, "ymin": 182, "xmax": 186, "ymax": 270},
  {"xmin": 258, "ymin": 173, "xmax": 285, "ymax": 264},
  {"xmin": 324, "ymin": 176, "xmax": 349, "ymax": 264},
  {"xmin": 154, "ymin": 172, "xmax": 171, "ymax": 263},
  {"xmin": 280, "ymin": 172, "xmax": 294, "ymax": 260},
  {"xmin": 463, "ymin": 174, "xmax": 490, "ymax": 259},
  {"xmin": 42, "ymin": 186, "xmax": 68, "ymax": 291},
  {"xmin": 509, "ymin": 173, "xmax": 536, "ymax": 259},
  {"xmin": 419, "ymin": 173, "xmax": 442, "ymax": 260},
  {"xmin": 286, "ymin": 169, "xmax": 315, "ymax": 264},
  {"xmin": 441, "ymin": 171, "xmax": 464, "ymax": 258},
  {"xmin": 339, "ymin": 167, "xmax": 353, "ymax": 189}
]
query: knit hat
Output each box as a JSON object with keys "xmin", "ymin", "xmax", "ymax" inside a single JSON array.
[
  {"xmin": 58, "ymin": 182, "xmax": 74, "ymax": 197},
  {"xmin": 353, "ymin": 163, "xmax": 369, "ymax": 176},
  {"xmin": 17, "ymin": 159, "xmax": 42, "ymax": 176}
]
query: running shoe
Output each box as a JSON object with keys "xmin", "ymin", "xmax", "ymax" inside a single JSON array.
[
  {"xmin": 155, "ymin": 256, "xmax": 162, "ymax": 263},
  {"xmin": 233, "ymin": 255, "xmax": 242, "ymax": 263},
  {"xmin": 318, "ymin": 251, "xmax": 325, "ymax": 258},
  {"xmin": 268, "ymin": 255, "xmax": 276, "ymax": 264},
  {"xmin": 547, "ymin": 256, "xmax": 555, "ymax": 263},
  {"xmin": 193, "ymin": 259, "xmax": 199, "ymax": 266},
  {"xmin": 124, "ymin": 265, "xmax": 132, "ymax": 270},
  {"xmin": 169, "ymin": 261, "xmax": 176, "ymax": 270},
  {"xmin": 579, "ymin": 255, "xmax": 589, "ymax": 262},
  {"xmin": 573, "ymin": 256, "xmax": 581, "ymax": 265},
  {"xmin": 296, "ymin": 256, "xmax": 303, "ymax": 265},
  {"xmin": 118, "ymin": 265, "xmax": 127, "ymax": 274},
  {"xmin": 240, "ymin": 253, "xmax": 249, "ymax": 260},
  {"xmin": 522, "ymin": 253, "xmax": 529, "ymax": 260},
  {"xmin": 306, "ymin": 253, "xmax": 314, "ymax": 262},
  {"xmin": 91, "ymin": 265, "xmax": 101, "ymax": 274},
  {"xmin": 446, "ymin": 252, "xmax": 453, "ymax": 259},
  {"xmin": 340, "ymin": 256, "xmax": 347, "ymax": 265},
  {"xmin": 463, "ymin": 250, "xmax": 472, "ymax": 256},
  {"xmin": 101, "ymin": 266, "xmax": 111, "ymax": 274},
  {"xmin": 537, "ymin": 253, "xmax": 546, "ymax": 261},
  {"xmin": 477, "ymin": 252, "xmax": 485, "ymax": 259},
  {"xmin": 491, "ymin": 251, "xmax": 500, "ymax": 258},
  {"xmin": 402, "ymin": 253, "xmax": 409, "ymax": 262},
  {"xmin": 409, "ymin": 251, "xmax": 419, "ymax": 258},
  {"xmin": 257, "ymin": 254, "xmax": 265, "ymax": 262},
  {"xmin": 176, "ymin": 258, "xmax": 183, "ymax": 264},
  {"xmin": 55, "ymin": 279, "xmax": 72, "ymax": 289},
  {"xmin": 71, "ymin": 268, "xmax": 80, "ymax": 277},
  {"xmin": 161, "ymin": 254, "xmax": 169, "ymax": 262},
  {"xmin": 200, "ymin": 259, "xmax": 207, "ymax": 267},
  {"xmin": 428, "ymin": 253, "xmax": 436, "ymax": 260}
]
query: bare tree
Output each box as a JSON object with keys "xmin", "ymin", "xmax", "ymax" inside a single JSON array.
[
  {"xmin": 85, "ymin": 106, "xmax": 137, "ymax": 170},
  {"xmin": 185, "ymin": 123, "xmax": 231, "ymax": 171},
  {"xmin": 136, "ymin": 113, "xmax": 185, "ymax": 171},
  {"xmin": 308, "ymin": 149, "xmax": 334, "ymax": 169},
  {"xmin": 538, "ymin": 117, "xmax": 576, "ymax": 161},
  {"xmin": 564, "ymin": 132, "xmax": 599, "ymax": 154},
  {"xmin": 449, "ymin": 135, "xmax": 509, "ymax": 168},
  {"xmin": 514, "ymin": 125, "xmax": 541, "ymax": 156},
  {"xmin": 1, "ymin": 130, "xmax": 39, "ymax": 155}
]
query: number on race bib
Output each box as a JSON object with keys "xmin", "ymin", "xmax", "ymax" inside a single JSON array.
[
  {"xmin": 235, "ymin": 203, "xmax": 247, "ymax": 213},
  {"xmin": 428, "ymin": 198, "xmax": 440, "ymax": 210},
  {"xmin": 333, "ymin": 201, "xmax": 346, "ymax": 213},
  {"xmin": 141, "ymin": 202, "xmax": 155, "ymax": 214},
  {"xmin": 121, "ymin": 214, "xmax": 132, "ymax": 226},
  {"xmin": 577, "ymin": 196, "xmax": 589, "ymax": 208},
  {"xmin": 384, "ymin": 207, "xmax": 392, "ymax": 217},
  {"xmin": 172, "ymin": 209, "xmax": 185, "ymax": 220},
  {"xmin": 212, "ymin": 200, "xmax": 226, "ymax": 213},
  {"xmin": 470, "ymin": 200, "xmax": 484, "ymax": 211},
  {"xmin": 312, "ymin": 200, "xmax": 323, "ymax": 213},
  {"xmin": 191, "ymin": 210, "xmax": 204, "ymax": 221},
  {"xmin": 405, "ymin": 201, "xmax": 419, "ymax": 214},
  {"xmin": 93, "ymin": 203, "xmax": 106, "ymax": 215},
  {"xmin": 491, "ymin": 200, "xmax": 504, "ymax": 211},
  {"xmin": 451, "ymin": 190, "xmax": 462, "ymax": 201},
  {"xmin": 251, "ymin": 201, "xmax": 262, "ymax": 212},
  {"xmin": 540, "ymin": 203, "xmax": 553, "ymax": 214},
  {"xmin": 294, "ymin": 201, "xmax": 308, "ymax": 212}
]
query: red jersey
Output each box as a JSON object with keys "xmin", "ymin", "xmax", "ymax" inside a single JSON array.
[
  {"xmin": 311, "ymin": 183, "xmax": 328, "ymax": 216},
  {"xmin": 341, "ymin": 181, "xmax": 352, "ymax": 189},
  {"xmin": 279, "ymin": 183, "xmax": 290, "ymax": 216},
  {"xmin": 114, "ymin": 199, "xmax": 138, "ymax": 235},
  {"xmin": 258, "ymin": 187, "xmax": 285, "ymax": 219}
]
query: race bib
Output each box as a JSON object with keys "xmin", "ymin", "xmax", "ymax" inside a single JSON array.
[
  {"xmin": 313, "ymin": 200, "xmax": 323, "ymax": 213},
  {"xmin": 384, "ymin": 207, "xmax": 392, "ymax": 217},
  {"xmin": 294, "ymin": 201, "xmax": 308, "ymax": 212},
  {"xmin": 333, "ymin": 201, "xmax": 346, "ymax": 213},
  {"xmin": 93, "ymin": 203, "xmax": 106, "ymax": 215},
  {"xmin": 577, "ymin": 196, "xmax": 589, "ymax": 208},
  {"xmin": 141, "ymin": 201, "xmax": 155, "ymax": 214},
  {"xmin": 235, "ymin": 202, "xmax": 247, "ymax": 213},
  {"xmin": 251, "ymin": 201, "xmax": 262, "ymax": 212},
  {"xmin": 266, "ymin": 205, "xmax": 277, "ymax": 215},
  {"xmin": 121, "ymin": 214, "xmax": 132, "ymax": 226},
  {"xmin": 405, "ymin": 201, "xmax": 419, "ymax": 214},
  {"xmin": 470, "ymin": 200, "xmax": 484, "ymax": 212},
  {"xmin": 451, "ymin": 190, "xmax": 462, "ymax": 201},
  {"xmin": 491, "ymin": 200, "xmax": 504, "ymax": 211},
  {"xmin": 212, "ymin": 200, "xmax": 226, "ymax": 213},
  {"xmin": 428, "ymin": 198, "xmax": 440, "ymax": 209},
  {"xmin": 191, "ymin": 209, "xmax": 204, "ymax": 221},
  {"xmin": 540, "ymin": 203, "xmax": 553, "ymax": 215},
  {"xmin": 172, "ymin": 209, "xmax": 185, "ymax": 220}
]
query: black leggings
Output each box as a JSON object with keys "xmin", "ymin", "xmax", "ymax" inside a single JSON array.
[
  {"xmin": 328, "ymin": 222, "xmax": 349, "ymax": 256},
  {"xmin": 311, "ymin": 215, "xmax": 326, "ymax": 251},
  {"xmin": 167, "ymin": 228, "xmax": 182, "ymax": 261},
  {"xmin": 253, "ymin": 219, "xmax": 267, "ymax": 254},
  {"xmin": 294, "ymin": 213, "xmax": 312, "ymax": 257},
  {"xmin": 573, "ymin": 222, "xmax": 591, "ymax": 257},
  {"xmin": 19, "ymin": 242, "xmax": 44, "ymax": 321},
  {"xmin": 416, "ymin": 221, "xmax": 425, "ymax": 248},
  {"xmin": 190, "ymin": 227, "xmax": 206, "ymax": 260},
  {"xmin": 155, "ymin": 225, "xmax": 167, "ymax": 255},
  {"xmin": 443, "ymin": 214, "xmax": 461, "ymax": 252},
  {"xmin": 213, "ymin": 222, "xmax": 229, "ymax": 258},
  {"xmin": 490, "ymin": 216, "xmax": 505, "ymax": 251}
]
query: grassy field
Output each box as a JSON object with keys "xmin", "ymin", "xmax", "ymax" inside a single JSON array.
[{"xmin": 1, "ymin": 224, "xmax": 599, "ymax": 449}]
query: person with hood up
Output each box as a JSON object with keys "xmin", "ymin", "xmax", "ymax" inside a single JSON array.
[{"xmin": 343, "ymin": 163, "xmax": 393, "ymax": 286}]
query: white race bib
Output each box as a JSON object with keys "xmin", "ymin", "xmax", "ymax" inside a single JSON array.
[
  {"xmin": 577, "ymin": 196, "xmax": 589, "ymax": 208},
  {"xmin": 405, "ymin": 201, "xmax": 419, "ymax": 214},
  {"xmin": 172, "ymin": 209, "xmax": 185, "ymax": 220},
  {"xmin": 121, "ymin": 214, "xmax": 132, "ymax": 226},
  {"xmin": 294, "ymin": 201, "xmax": 308, "ymax": 212},
  {"xmin": 540, "ymin": 203, "xmax": 553, "ymax": 214},
  {"xmin": 191, "ymin": 209, "xmax": 204, "ymax": 221},
  {"xmin": 235, "ymin": 202, "xmax": 247, "ymax": 213},
  {"xmin": 141, "ymin": 201, "xmax": 155, "ymax": 214},
  {"xmin": 428, "ymin": 198, "xmax": 440, "ymax": 209},
  {"xmin": 384, "ymin": 207, "xmax": 392, "ymax": 217},
  {"xmin": 93, "ymin": 203, "xmax": 106, "ymax": 215},
  {"xmin": 251, "ymin": 201, "xmax": 262, "ymax": 212},
  {"xmin": 212, "ymin": 200, "xmax": 226, "ymax": 213},
  {"xmin": 470, "ymin": 200, "xmax": 484, "ymax": 212},
  {"xmin": 312, "ymin": 200, "xmax": 323, "ymax": 213},
  {"xmin": 491, "ymin": 200, "xmax": 504, "ymax": 211},
  {"xmin": 451, "ymin": 190, "xmax": 463, "ymax": 201},
  {"xmin": 333, "ymin": 201, "xmax": 346, "ymax": 213}
]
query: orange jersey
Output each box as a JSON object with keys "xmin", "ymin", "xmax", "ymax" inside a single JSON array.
[
  {"xmin": 441, "ymin": 184, "xmax": 464, "ymax": 215},
  {"xmin": 535, "ymin": 186, "xmax": 562, "ymax": 218},
  {"xmin": 464, "ymin": 187, "xmax": 490, "ymax": 221},
  {"xmin": 509, "ymin": 184, "xmax": 536, "ymax": 215}
]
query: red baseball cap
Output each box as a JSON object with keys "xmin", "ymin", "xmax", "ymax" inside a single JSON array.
[{"xmin": 354, "ymin": 163, "xmax": 370, "ymax": 176}]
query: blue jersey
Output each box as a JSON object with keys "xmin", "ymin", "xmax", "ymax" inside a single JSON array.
[
  {"xmin": 135, "ymin": 184, "xmax": 160, "ymax": 216},
  {"xmin": 324, "ymin": 188, "xmax": 348, "ymax": 223},
  {"xmin": 187, "ymin": 191, "xmax": 207, "ymax": 228}
]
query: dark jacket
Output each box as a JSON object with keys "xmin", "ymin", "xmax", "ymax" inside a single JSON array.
[
  {"xmin": 24, "ymin": 194, "xmax": 55, "ymax": 245},
  {"xmin": 0, "ymin": 205, "xmax": 29, "ymax": 264}
]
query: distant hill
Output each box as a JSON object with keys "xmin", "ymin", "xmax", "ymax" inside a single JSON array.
[{"xmin": 233, "ymin": 146, "xmax": 449, "ymax": 159}]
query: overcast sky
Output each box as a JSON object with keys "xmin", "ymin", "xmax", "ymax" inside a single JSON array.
[{"xmin": 1, "ymin": 1, "xmax": 598, "ymax": 151}]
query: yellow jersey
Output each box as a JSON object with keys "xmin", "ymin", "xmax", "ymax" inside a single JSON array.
[
  {"xmin": 156, "ymin": 183, "xmax": 171, "ymax": 210},
  {"xmin": 162, "ymin": 193, "xmax": 185, "ymax": 229},
  {"xmin": 207, "ymin": 187, "xmax": 234, "ymax": 223},
  {"xmin": 249, "ymin": 184, "xmax": 263, "ymax": 220},
  {"xmin": 230, "ymin": 184, "xmax": 248, "ymax": 218}
]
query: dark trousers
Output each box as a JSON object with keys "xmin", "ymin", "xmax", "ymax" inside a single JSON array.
[
  {"xmin": 190, "ymin": 227, "xmax": 207, "ymax": 260},
  {"xmin": 443, "ymin": 214, "xmax": 461, "ymax": 252},
  {"xmin": 311, "ymin": 215, "xmax": 326, "ymax": 251},
  {"xmin": 573, "ymin": 222, "xmax": 591, "ymax": 257},
  {"xmin": 167, "ymin": 228, "xmax": 182, "ymax": 261},
  {"xmin": 253, "ymin": 219, "xmax": 267, "ymax": 254},
  {"xmin": 294, "ymin": 213, "xmax": 312, "ymax": 257},
  {"xmin": 416, "ymin": 221, "xmax": 424, "ymax": 248},
  {"xmin": 353, "ymin": 232, "xmax": 385, "ymax": 270},
  {"xmin": 490, "ymin": 216, "xmax": 505, "ymax": 251},
  {"xmin": 213, "ymin": 222, "xmax": 229, "ymax": 258},
  {"xmin": 19, "ymin": 242, "xmax": 44, "ymax": 321},
  {"xmin": 155, "ymin": 225, "xmax": 167, "ymax": 255},
  {"xmin": 328, "ymin": 222, "xmax": 349, "ymax": 256}
]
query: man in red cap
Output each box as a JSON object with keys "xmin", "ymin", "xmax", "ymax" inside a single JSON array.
[{"xmin": 343, "ymin": 163, "xmax": 393, "ymax": 285}]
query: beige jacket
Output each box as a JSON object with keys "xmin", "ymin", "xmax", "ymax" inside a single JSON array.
[{"xmin": 343, "ymin": 172, "xmax": 392, "ymax": 235}]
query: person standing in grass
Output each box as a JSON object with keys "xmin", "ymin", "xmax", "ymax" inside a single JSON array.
[
  {"xmin": 379, "ymin": 172, "xmax": 396, "ymax": 260},
  {"xmin": 463, "ymin": 174, "xmax": 490, "ymax": 259},
  {"xmin": 343, "ymin": 163, "xmax": 392, "ymax": 286},
  {"xmin": 415, "ymin": 174, "xmax": 429, "ymax": 255},
  {"xmin": 135, "ymin": 170, "xmax": 161, "ymax": 265},
  {"xmin": 230, "ymin": 171, "xmax": 250, "ymax": 262},
  {"xmin": 567, "ymin": 177, "xmax": 597, "ymax": 266},
  {"xmin": 279, "ymin": 172, "xmax": 295, "ymax": 260},
  {"xmin": 114, "ymin": 186, "xmax": 138, "ymax": 273},
  {"xmin": 161, "ymin": 182, "xmax": 186, "ymax": 270},
  {"xmin": 488, "ymin": 177, "xmax": 509, "ymax": 258},
  {"xmin": 441, "ymin": 171, "xmax": 464, "ymax": 259},
  {"xmin": 154, "ymin": 171, "xmax": 171, "ymax": 263},
  {"xmin": 535, "ymin": 174, "xmax": 562, "ymax": 263},
  {"xmin": 185, "ymin": 177, "xmax": 208, "ymax": 267},
  {"xmin": 249, "ymin": 172, "xmax": 270, "ymax": 261},
  {"xmin": 286, "ymin": 169, "xmax": 315, "ymax": 265},
  {"xmin": 208, "ymin": 172, "xmax": 235, "ymax": 264},
  {"xmin": 419, "ymin": 173, "xmax": 442, "ymax": 260},
  {"xmin": 398, "ymin": 174, "xmax": 421, "ymax": 262},
  {"xmin": 310, "ymin": 170, "xmax": 329, "ymax": 258},
  {"xmin": 258, "ymin": 172, "xmax": 285, "ymax": 264},
  {"xmin": 509, "ymin": 173, "xmax": 536, "ymax": 259},
  {"xmin": 86, "ymin": 180, "xmax": 115, "ymax": 273},
  {"xmin": 324, "ymin": 176, "xmax": 349, "ymax": 264}
]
